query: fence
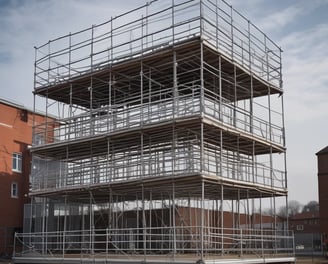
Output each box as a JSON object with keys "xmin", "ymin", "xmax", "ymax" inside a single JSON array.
[{"xmin": 14, "ymin": 226, "xmax": 294, "ymax": 258}]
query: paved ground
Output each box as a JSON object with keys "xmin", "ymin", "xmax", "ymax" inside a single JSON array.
[
  {"xmin": 296, "ymin": 257, "xmax": 328, "ymax": 263},
  {"xmin": 1, "ymin": 257, "xmax": 327, "ymax": 264}
]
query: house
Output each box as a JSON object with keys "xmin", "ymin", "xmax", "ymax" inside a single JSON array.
[
  {"xmin": 316, "ymin": 146, "xmax": 328, "ymax": 252},
  {"xmin": 0, "ymin": 98, "xmax": 51, "ymax": 257},
  {"xmin": 289, "ymin": 211, "xmax": 321, "ymax": 253}
]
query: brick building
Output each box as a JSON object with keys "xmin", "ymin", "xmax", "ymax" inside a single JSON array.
[
  {"xmin": 0, "ymin": 98, "xmax": 50, "ymax": 256},
  {"xmin": 289, "ymin": 211, "xmax": 321, "ymax": 253},
  {"xmin": 317, "ymin": 146, "xmax": 328, "ymax": 252}
]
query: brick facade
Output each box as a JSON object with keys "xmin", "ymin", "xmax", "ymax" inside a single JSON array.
[
  {"xmin": 317, "ymin": 147, "xmax": 328, "ymax": 242},
  {"xmin": 0, "ymin": 99, "xmax": 47, "ymax": 256}
]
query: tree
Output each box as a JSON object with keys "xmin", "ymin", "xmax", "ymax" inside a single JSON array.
[
  {"xmin": 302, "ymin": 200, "xmax": 319, "ymax": 213},
  {"xmin": 277, "ymin": 200, "xmax": 302, "ymax": 217},
  {"xmin": 262, "ymin": 208, "xmax": 274, "ymax": 216},
  {"xmin": 288, "ymin": 200, "xmax": 302, "ymax": 216},
  {"xmin": 277, "ymin": 206, "xmax": 287, "ymax": 217}
]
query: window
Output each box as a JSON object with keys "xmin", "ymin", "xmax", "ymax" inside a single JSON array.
[
  {"xmin": 296, "ymin": 225, "xmax": 304, "ymax": 231},
  {"xmin": 11, "ymin": 182, "xmax": 18, "ymax": 198},
  {"xmin": 33, "ymin": 134, "xmax": 44, "ymax": 145},
  {"xmin": 12, "ymin": 153, "xmax": 22, "ymax": 172},
  {"xmin": 20, "ymin": 109, "xmax": 28, "ymax": 122}
]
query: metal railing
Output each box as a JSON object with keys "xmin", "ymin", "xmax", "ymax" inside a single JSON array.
[
  {"xmin": 34, "ymin": 0, "xmax": 281, "ymax": 91},
  {"xmin": 32, "ymin": 87, "xmax": 283, "ymax": 148},
  {"xmin": 30, "ymin": 142, "xmax": 285, "ymax": 192},
  {"xmin": 14, "ymin": 226, "xmax": 294, "ymax": 258},
  {"xmin": 201, "ymin": 0, "xmax": 281, "ymax": 86}
]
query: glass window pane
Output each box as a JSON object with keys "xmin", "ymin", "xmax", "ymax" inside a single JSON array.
[
  {"xmin": 12, "ymin": 153, "xmax": 22, "ymax": 172},
  {"xmin": 11, "ymin": 183, "xmax": 18, "ymax": 198}
]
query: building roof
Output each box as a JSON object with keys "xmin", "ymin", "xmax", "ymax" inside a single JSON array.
[
  {"xmin": 290, "ymin": 211, "xmax": 319, "ymax": 220},
  {"xmin": 0, "ymin": 97, "xmax": 54, "ymax": 118},
  {"xmin": 316, "ymin": 146, "xmax": 328, "ymax": 155},
  {"xmin": 0, "ymin": 97, "xmax": 30, "ymax": 111}
]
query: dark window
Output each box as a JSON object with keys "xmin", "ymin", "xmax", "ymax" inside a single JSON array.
[
  {"xmin": 20, "ymin": 109, "xmax": 28, "ymax": 122},
  {"xmin": 11, "ymin": 182, "xmax": 18, "ymax": 198}
]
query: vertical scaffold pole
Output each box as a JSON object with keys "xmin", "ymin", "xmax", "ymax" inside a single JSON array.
[
  {"xmin": 215, "ymin": 0, "xmax": 218, "ymax": 49},
  {"xmin": 230, "ymin": 4, "xmax": 233, "ymax": 60},
  {"xmin": 200, "ymin": 0, "xmax": 203, "ymax": 36},
  {"xmin": 89, "ymin": 191, "xmax": 94, "ymax": 254},
  {"xmin": 172, "ymin": 182, "xmax": 177, "ymax": 255},
  {"xmin": 141, "ymin": 14, "xmax": 144, "ymax": 126},
  {"xmin": 260, "ymin": 194, "xmax": 264, "ymax": 256},
  {"xmin": 142, "ymin": 185, "xmax": 146, "ymax": 257},
  {"xmin": 108, "ymin": 17, "xmax": 113, "ymax": 132},
  {"xmin": 221, "ymin": 184, "xmax": 224, "ymax": 255},
  {"xmin": 201, "ymin": 179, "xmax": 205, "ymax": 260},
  {"xmin": 219, "ymin": 55, "xmax": 222, "ymax": 120},
  {"xmin": 33, "ymin": 46, "xmax": 37, "ymax": 145},
  {"xmin": 63, "ymin": 196, "xmax": 67, "ymax": 258},
  {"xmin": 200, "ymin": 25, "xmax": 205, "ymax": 254}
]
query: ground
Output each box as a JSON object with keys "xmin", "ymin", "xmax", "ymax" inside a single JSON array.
[
  {"xmin": 296, "ymin": 256, "xmax": 328, "ymax": 263},
  {"xmin": 1, "ymin": 256, "xmax": 328, "ymax": 264}
]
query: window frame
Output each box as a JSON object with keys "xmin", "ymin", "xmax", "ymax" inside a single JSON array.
[
  {"xmin": 12, "ymin": 152, "xmax": 22, "ymax": 173},
  {"xmin": 11, "ymin": 182, "xmax": 18, "ymax": 198}
]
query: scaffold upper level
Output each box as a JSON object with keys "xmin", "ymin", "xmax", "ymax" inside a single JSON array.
[
  {"xmin": 30, "ymin": 0, "xmax": 286, "ymax": 198},
  {"xmin": 34, "ymin": 0, "xmax": 282, "ymax": 92}
]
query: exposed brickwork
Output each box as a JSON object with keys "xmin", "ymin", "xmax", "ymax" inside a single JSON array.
[
  {"xmin": 0, "ymin": 101, "xmax": 48, "ymax": 255},
  {"xmin": 316, "ymin": 147, "xmax": 328, "ymax": 244}
]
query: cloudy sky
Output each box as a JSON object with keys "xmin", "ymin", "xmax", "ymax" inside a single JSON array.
[{"xmin": 0, "ymin": 0, "xmax": 327, "ymax": 205}]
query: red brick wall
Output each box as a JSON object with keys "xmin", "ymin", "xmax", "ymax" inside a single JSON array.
[
  {"xmin": 317, "ymin": 152, "xmax": 328, "ymax": 238},
  {"xmin": 289, "ymin": 216, "xmax": 320, "ymax": 234},
  {"xmin": 0, "ymin": 102, "xmax": 47, "ymax": 255}
]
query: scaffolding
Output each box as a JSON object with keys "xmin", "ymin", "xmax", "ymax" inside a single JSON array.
[{"xmin": 14, "ymin": 0, "xmax": 294, "ymax": 263}]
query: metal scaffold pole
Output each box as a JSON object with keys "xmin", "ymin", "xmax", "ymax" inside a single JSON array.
[{"xmin": 23, "ymin": 0, "xmax": 291, "ymax": 263}]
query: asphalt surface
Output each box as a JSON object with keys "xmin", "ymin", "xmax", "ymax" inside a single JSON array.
[{"xmin": 1, "ymin": 256, "xmax": 327, "ymax": 264}]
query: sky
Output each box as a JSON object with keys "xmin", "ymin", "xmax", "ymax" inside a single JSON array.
[{"xmin": 0, "ymin": 0, "xmax": 327, "ymax": 206}]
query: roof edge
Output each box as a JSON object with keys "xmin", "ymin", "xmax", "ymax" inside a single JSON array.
[
  {"xmin": 316, "ymin": 146, "xmax": 328, "ymax": 155},
  {"xmin": 0, "ymin": 96, "xmax": 55, "ymax": 119}
]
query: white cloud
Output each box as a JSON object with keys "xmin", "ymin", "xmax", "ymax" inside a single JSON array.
[
  {"xmin": 278, "ymin": 19, "xmax": 328, "ymax": 204},
  {"xmin": 0, "ymin": 0, "xmax": 146, "ymax": 106},
  {"xmin": 282, "ymin": 23, "xmax": 328, "ymax": 123},
  {"xmin": 260, "ymin": 5, "xmax": 304, "ymax": 32}
]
